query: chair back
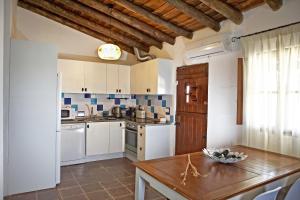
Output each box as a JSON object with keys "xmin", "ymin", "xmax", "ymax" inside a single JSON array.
[
  {"xmin": 285, "ymin": 178, "xmax": 300, "ymax": 200},
  {"xmin": 254, "ymin": 187, "xmax": 281, "ymax": 200}
]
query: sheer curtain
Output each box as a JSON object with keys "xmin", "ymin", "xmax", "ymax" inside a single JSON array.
[{"xmin": 241, "ymin": 24, "xmax": 300, "ymax": 157}]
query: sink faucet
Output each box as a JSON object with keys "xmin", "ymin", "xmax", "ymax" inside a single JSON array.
[{"xmin": 85, "ymin": 104, "xmax": 91, "ymax": 118}]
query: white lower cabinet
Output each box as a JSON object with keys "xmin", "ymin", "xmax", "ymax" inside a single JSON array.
[
  {"xmin": 137, "ymin": 125, "xmax": 172, "ymax": 161},
  {"xmin": 109, "ymin": 122, "xmax": 125, "ymax": 153},
  {"xmin": 86, "ymin": 122, "xmax": 109, "ymax": 156},
  {"xmin": 86, "ymin": 122, "xmax": 125, "ymax": 156}
]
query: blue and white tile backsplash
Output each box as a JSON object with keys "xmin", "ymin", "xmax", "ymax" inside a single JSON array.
[{"xmin": 61, "ymin": 93, "xmax": 174, "ymax": 122}]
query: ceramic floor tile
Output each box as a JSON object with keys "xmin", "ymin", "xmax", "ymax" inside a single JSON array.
[
  {"xmin": 81, "ymin": 183, "xmax": 103, "ymax": 193},
  {"xmin": 63, "ymin": 194, "xmax": 88, "ymax": 200},
  {"xmin": 6, "ymin": 192, "xmax": 37, "ymax": 200},
  {"xmin": 4, "ymin": 158, "xmax": 168, "ymax": 200},
  {"xmin": 37, "ymin": 189, "xmax": 60, "ymax": 200},
  {"xmin": 59, "ymin": 186, "xmax": 83, "ymax": 198},
  {"xmin": 107, "ymin": 186, "xmax": 131, "ymax": 198},
  {"xmin": 86, "ymin": 190, "xmax": 112, "ymax": 200}
]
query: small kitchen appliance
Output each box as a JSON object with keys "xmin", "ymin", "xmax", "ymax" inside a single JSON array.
[{"xmin": 112, "ymin": 106, "xmax": 122, "ymax": 118}]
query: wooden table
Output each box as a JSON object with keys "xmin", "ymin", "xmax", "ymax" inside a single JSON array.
[{"xmin": 134, "ymin": 146, "xmax": 300, "ymax": 200}]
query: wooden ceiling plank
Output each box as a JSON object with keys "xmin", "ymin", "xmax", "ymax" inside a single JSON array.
[
  {"xmin": 77, "ymin": 0, "xmax": 175, "ymax": 45},
  {"xmin": 199, "ymin": 0, "xmax": 243, "ymax": 24},
  {"xmin": 264, "ymin": 0, "xmax": 282, "ymax": 11},
  {"xmin": 22, "ymin": 0, "xmax": 149, "ymax": 52},
  {"xmin": 114, "ymin": 0, "xmax": 193, "ymax": 38},
  {"xmin": 18, "ymin": 1, "xmax": 134, "ymax": 54},
  {"xmin": 54, "ymin": 0, "xmax": 162, "ymax": 49},
  {"xmin": 165, "ymin": 0, "xmax": 220, "ymax": 32}
]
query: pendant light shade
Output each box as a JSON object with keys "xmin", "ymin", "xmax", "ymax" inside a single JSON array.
[{"xmin": 98, "ymin": 43, "xmax": 122, "ymax": 60}]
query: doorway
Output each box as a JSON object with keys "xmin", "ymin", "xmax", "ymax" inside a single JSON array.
[{"xmin": 175, "ymin": 64, "xmax": 208, "ymax": 155}]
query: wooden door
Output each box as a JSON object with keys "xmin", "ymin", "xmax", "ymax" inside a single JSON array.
[
  {"xmin": 106, "ymin": 64, "xmax": 119, "ymax": 94},
  {"xmin": 84, "ymin": 62, "xmax": 107, "ymax": 94},
  {"xmin": 58, "ymin": 59, "xmax": 84, "ymax": 93},
  {"xmin": 176, "ymin": 64, "xmax": 208, "ymax": 155},
  {"xmin": 118, "ymin": 65, "xmax": 131, "ymax": 94}
]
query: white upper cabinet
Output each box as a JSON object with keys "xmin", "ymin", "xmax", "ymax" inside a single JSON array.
[
  {"xmin": 58, "ymin": 59, "xmax": 107, "ymax": 93},
  {"xmin": 58, "ymin": 59, "xmax": 85, "ymax": 93},
  {"xmin": 106, "ymin": 64, "xmax": 119, "ymax": 94},
  {"xmin": 131, "ymin": 58, "xmax": 174, "ymax": 95},
  {"xmin": 84, "ymin": 62, "xmax": 107, "ymax": 94},
  {"xmin": 118, "ymin": 65, "xmax": 131, "ymax": 94},
  {"xmin": 107, "ymin": 64, "xmax": 131, "ymax": 94}
]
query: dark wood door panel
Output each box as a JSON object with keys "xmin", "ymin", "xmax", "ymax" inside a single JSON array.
[
  {"xmin": 176, "ymin": 77, "xmax": 208, "ymax": 114},
  {"xmin": 175, "ymin": 113, "xmax": 207, "ymax": 155}
]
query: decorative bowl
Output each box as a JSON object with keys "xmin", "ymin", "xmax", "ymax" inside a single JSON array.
[{"xmin": 203, "ymin": 148, "xmax": 248, "ymax": 164}]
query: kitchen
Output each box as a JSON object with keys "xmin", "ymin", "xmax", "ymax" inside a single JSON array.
[{"xmin": 1, "ymin": 0, "xmax": 300, "ymax": 200}]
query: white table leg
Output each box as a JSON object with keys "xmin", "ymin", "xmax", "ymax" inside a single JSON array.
[{"xmin": 135, "ymin": 168, "xmax": 146, "ymax": 200}]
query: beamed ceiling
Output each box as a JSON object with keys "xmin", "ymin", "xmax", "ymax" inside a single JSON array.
[{"xmin": 17, "ymin": 0, "xmax": 283, "ymax": 54}]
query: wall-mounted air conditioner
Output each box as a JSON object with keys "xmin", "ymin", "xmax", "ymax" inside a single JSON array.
[
  {"xmin": 185, "ymin": 41, "xmax": 225, "ymax": 60},
  {"xmin": 184, "ymin": 32, "xmax": 240, "ymax": 62}
]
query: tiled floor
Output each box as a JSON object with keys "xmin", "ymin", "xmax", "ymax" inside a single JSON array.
[{"xmin": 5, "ymin": 158, "xmax": 167, "ymax": 200}]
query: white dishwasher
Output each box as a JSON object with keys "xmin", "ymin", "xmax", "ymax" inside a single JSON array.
[{"xmin": 61, "ymin": 123, "xmax": 86, "ymax": 163}]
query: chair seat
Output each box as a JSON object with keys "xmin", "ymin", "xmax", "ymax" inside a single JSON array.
[{"xmin": 254, "ymin": 187, "xmax": 282, "ymax": 200}]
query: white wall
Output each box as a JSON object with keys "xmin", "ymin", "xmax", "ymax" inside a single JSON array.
[
  {"xmin": 0, "ymin": 0, "xmax": 4, "ymax": 198},
  {"xmin": 149, "ymin": 0, "xmax": 300, "ymax": 148},
  {"xmin": 15, "ymin": 7, "xmax": 138, "ymax": 65}
]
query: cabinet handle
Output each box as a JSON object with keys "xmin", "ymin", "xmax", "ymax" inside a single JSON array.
[
  {"xmin": 148, "ymin": 88, "xmax": 151, "ymax": 92},
  {"xmin": 119, "ymin": 89, "xmax": 121, "ymax": 93},
  {"xmin": 139, "ymin": 147, "xmax": 142, "ymax": 151},
  {"xmin": 116, "ymin": 89, "xmax": 118, "ymax": 93},
  {"xmin": 81, "ymin": 88, "xmax": 84, "ymax": 92},
  {"xmin": 85, "ymin": 88, "xmax": 87, "ymax": 92},
  {"xmin": 120, "ymin": 123, "xmax": 122, "ymax": 127},
  {"xmin": 87, "ymin": 124, "xmax": 89, "ymax": 128},
  {"xmin": 140, "ymin": 133, "xmax": 142, "ymax": 136}
]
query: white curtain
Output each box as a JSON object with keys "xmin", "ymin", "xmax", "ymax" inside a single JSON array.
[{"xmin": 241, "ymin": 24, "xmax": 300, "ymax": 157}]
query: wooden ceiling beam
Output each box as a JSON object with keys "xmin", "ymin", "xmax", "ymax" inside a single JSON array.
[
  {"xmin": 53, "ymin": 0, "xmax": 162, "ymax": 49},
  {"xmin": 78, "ymin": 0, "xmax": 175, "ymax": 45},
  {"xmin": 264, "ymin": 0, "xmax": 282, "ymax": 11},
  {"xmin": 114, "ymin": 0, "xmax": 193, "ymax": 38},
  {"xmin": 165, "ymin": 0, "xmax": 220, "ymax": 32},
  {"xmin": 18, "ymin": 1, "xmax": 134, "ymax": 54},
  {"xmin": 199, "ymin": 0, "xmax": 243, "ymax": 25},
  {"xmin": 22, "ymin": 0, "xmax": 149, "ymax": 52}
]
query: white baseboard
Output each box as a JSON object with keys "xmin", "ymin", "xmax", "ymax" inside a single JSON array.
[{"xmin": 61, "ymin": 152, "xmax": 125, "ymax": 166}]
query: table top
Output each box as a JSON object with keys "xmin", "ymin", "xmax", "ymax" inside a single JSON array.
[{"xmin": 135, "ymin": 145, "xmax": 300, "ymax": 200}]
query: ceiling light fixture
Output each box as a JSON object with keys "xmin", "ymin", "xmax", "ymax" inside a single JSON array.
[{"xmin": 98, "ymin": 4, "xmax": 121, "ymax": 60}]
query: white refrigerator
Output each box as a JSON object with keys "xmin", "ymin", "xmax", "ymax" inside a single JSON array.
[{"xmin": 8, "ymin": 39, "xmax": 61, "ymax": 195}]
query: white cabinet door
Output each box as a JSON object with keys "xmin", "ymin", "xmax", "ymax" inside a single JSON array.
[
  {"xmin": 118, "ymin": 65, "xmax": 131, "ymax": 94},
  {"xmin": 145, "ymin": 62, "xmax": 158, "ymax": 94},
  {"xmin": 106, "ymin": 64, "xmax": 119, "ymax": 94},
  {"xmin": 109, "ymin": 122, "xmax": 125, "ymax": 153},
  {"xmin": 58, "ymin": 59, "xmax": 84, "ymax": 93},
  {"xmin": 131, "ymin": 63, "xmax": 147, "ymax": 94},
  {"xmin": 84, "ymin": 62, "xmax": 107, "ymax": 93},
  {"xmin": 86, "ymin": 122, "xmax": 109, "ymax": 156}
]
